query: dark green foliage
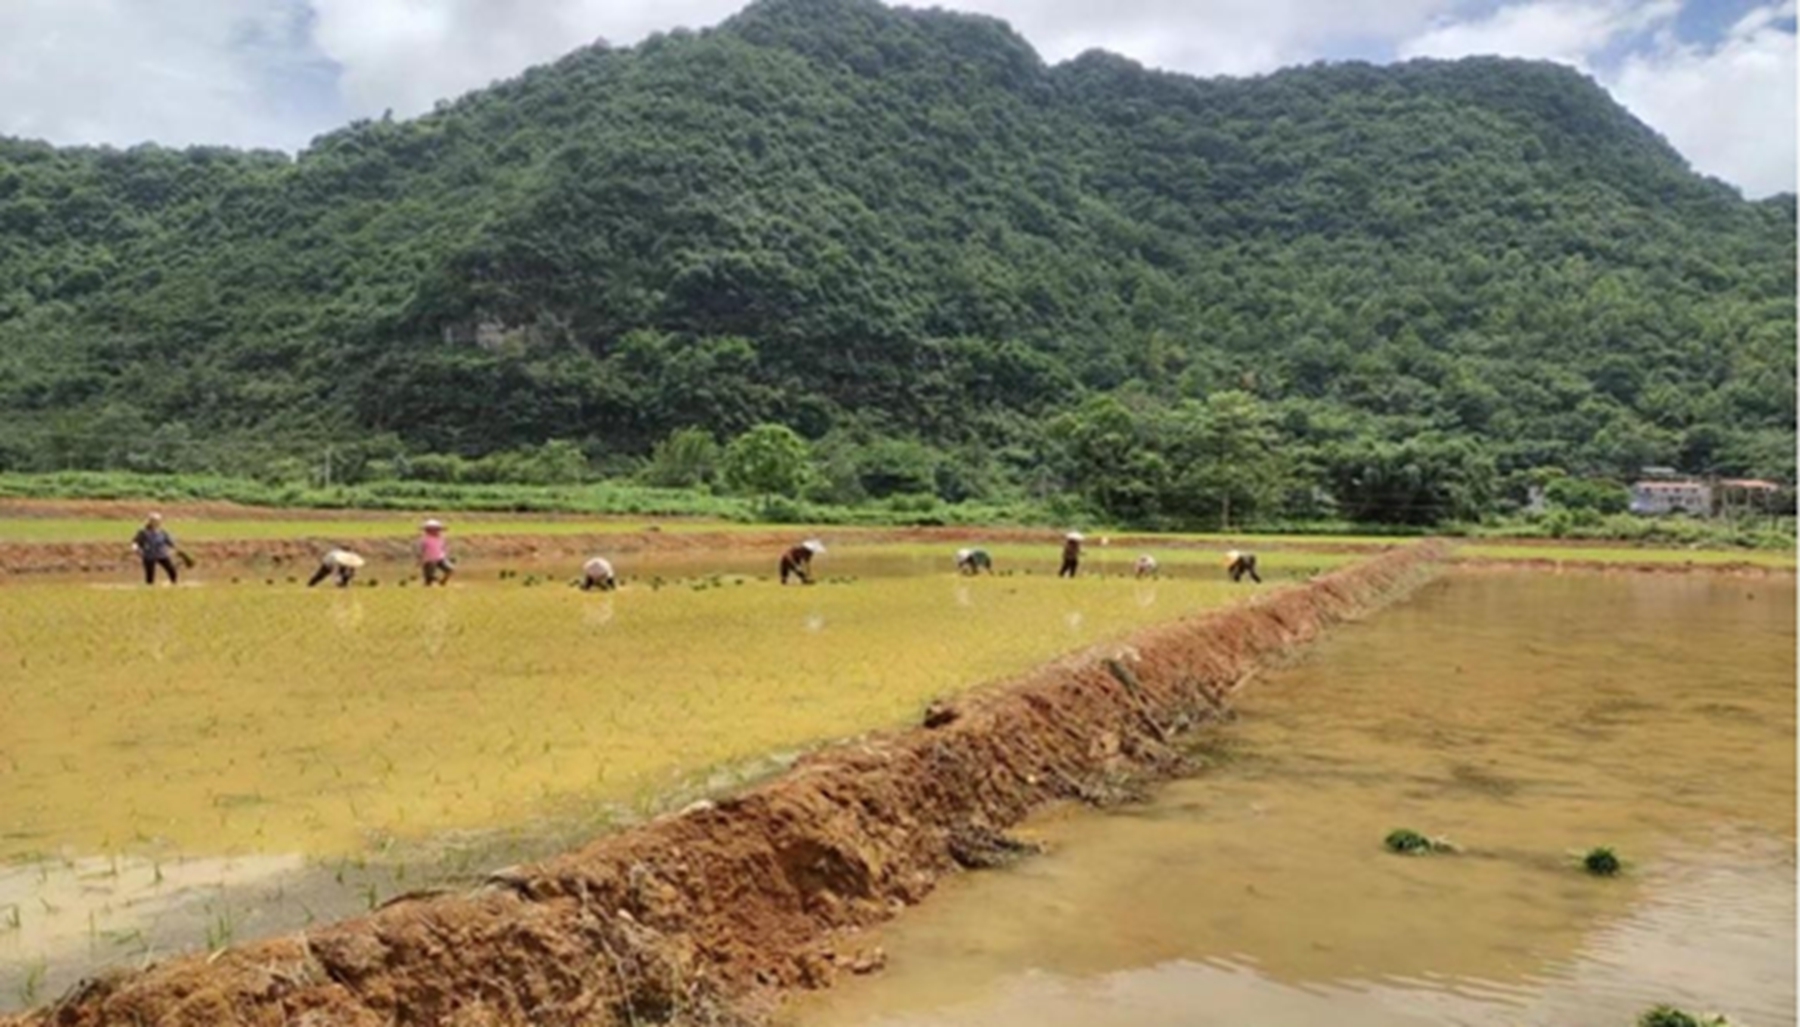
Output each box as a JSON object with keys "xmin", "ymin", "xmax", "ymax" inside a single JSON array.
[
  {"xmin": 1583, "ymin": 846, "xmax": 1622, "ymax": 876},
  {"xmin": 1384, "ymin": 828, "xmax": 1457, "ymax": 854},
  {"xmin": 722, "ymin": 423, "xmax": 812, "ymax": 500},
  {"xmin": 1543, "ymin": 473, "xmax": 1629, "ymax": 514},
  {"xmin": 642, "ymin": 427, "xmax": 721, "ymax": 488},
  {"xmin": 1384, "ymin": 829, "xmax": 1429, "ymax": 853},
  {"xmin": 1382, "ymin": 830, "xmax": 1425, "ymax": 856},
  {"xmin": 1638, "ymin": 1006, "xmax": 1731, "ymax": 1027},
  {"xmin": 0, "ymin": 0, "xmax": 1791, "ymax": 526}
]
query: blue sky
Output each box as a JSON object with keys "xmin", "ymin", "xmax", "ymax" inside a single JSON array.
[{"xmin": 0, "ymin": 0, "xmax": 1792, "ymax": 196}]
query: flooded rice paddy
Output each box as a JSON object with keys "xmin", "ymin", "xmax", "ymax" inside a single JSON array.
[
  {"xmin": 794, "ymin": 571, "xmax": 1796, "ymax": 1027},
  {"xmin": 0, "ymin": 543, "xmax": 1321, "ymax": 1006}
]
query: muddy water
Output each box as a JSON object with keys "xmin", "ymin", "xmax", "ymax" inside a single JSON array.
[{"xmin": 794, "ymin": 572, "xmax": 1797, "ymax": 1027}]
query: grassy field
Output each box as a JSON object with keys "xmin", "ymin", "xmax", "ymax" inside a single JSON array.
[{"xmin": 0, "ymin": 553, "xmax": 1281, "ymax": 865}]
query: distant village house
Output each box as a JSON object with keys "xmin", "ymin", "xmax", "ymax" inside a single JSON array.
[
  {"xmin": 1628, "ymin": 476, "xmax": 1782, "ymax": 518},
  {"xmin": 1628, "ymin": 479, "xmax": 1712, "ymax": 517}
]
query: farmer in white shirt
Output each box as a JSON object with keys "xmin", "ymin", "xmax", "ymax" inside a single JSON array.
[
  {"xmin": 307, "ymin": 549, "xmax": 366, "ymax": 588},
  {"xmin": 581, "ymin": 556, "xmax": 618, "ymax": 592}
]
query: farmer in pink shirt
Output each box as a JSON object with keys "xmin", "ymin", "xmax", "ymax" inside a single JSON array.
[{"xmin": 418, "ymin": 519, "xmax": 454, "ymax": 586}]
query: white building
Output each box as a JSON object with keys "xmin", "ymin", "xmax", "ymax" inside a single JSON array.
[{"xmin": 1628, "ymin": 480, "xmax": 1712, "ymax": 516}]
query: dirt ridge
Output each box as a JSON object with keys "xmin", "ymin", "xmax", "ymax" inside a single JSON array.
[{"xmin": 5, "ymin": 543, "xmax": 1444, "ymax": 1027}]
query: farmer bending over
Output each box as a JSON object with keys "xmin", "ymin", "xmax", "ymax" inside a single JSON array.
[
  {"xmin": 308, "ymin": 548, "xmax": 365, "ymax": 588},
  {"xmin": 1059, "ymin": 532, "xmax": 1083, "ymax": 578},
  {"xmin": 1225, "ymin": 550, "xmax": 1261, "ymax": 584},
  {"xmin": 780, "ymin": 540, "xmax": 824, "ymax": 585},
  {"xmin": 131, "ymin": 513, "xmax": 179, "ymax": 586},
  {"xmin": 419, "ymin": 519, "xmax": 454, "ymax": 586},
  {"xmin": 1135, "ymin": 554, "xmax": 1159, "ymax": 579},
  {"xmin": 582, "ymin": 556, "xmax": 617, "ymax": 592},
  {"xmin": 955, "ymin": 548, "xmax": 993, "ymax": 575}
]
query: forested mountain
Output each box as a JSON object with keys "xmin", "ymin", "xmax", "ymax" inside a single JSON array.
[{"xmin": 0, "ymin": 0, "xmax": 1792, "ymax": 523}]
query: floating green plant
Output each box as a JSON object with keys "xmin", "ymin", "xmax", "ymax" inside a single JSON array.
[
  {"xmin": 1384, "ymin": 828, "xmax": 1456, "ymax": 854},
  {"xmin": 1583, "ymin": 846, "xmax": 1623, "ymax": 876}
]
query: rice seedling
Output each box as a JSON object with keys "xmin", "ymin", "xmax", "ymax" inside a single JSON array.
[
  {"xmin": 202, "ymin": 908, "xmax": 235, "ymax": 953},
  {"xmin": 1, "ymin": 550, "xmax": 1264, "ymax": 870},
  {"xmin": 15, "ymin": 958, "xmax": 46, "ymax": 1007}
]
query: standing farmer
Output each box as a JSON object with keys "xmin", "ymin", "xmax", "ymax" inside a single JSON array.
[
  {"xmin": 308, "ymin": 549, "xmax": 365, "ymax": 588},
  {"xmin": 1225, "ymin": 550, "xmax": 1262, "ymax": 584},
  {"xmin": 1058, "ymin": 532, "xmax": 1083, "ymax": 578},
  {"xmin": 419, "ymin": 519, "xmax": 454, "ymax": 586},
  {"xmin": 581, "ymin": 556, "xmax": 617, "ymax": 592},
  {"xmin": 955, "ymin": 548, "xmax": 994, "ymax": 575},
  {"xmin": 779, "ymin": 540, "xmax": 824, "ymax": 585},
  {"xmin": 131, "ymin": 513, "xmax": 179, "ymax": 586}
]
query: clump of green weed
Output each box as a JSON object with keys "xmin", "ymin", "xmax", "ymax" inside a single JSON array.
[
  {"xmin": 1583, "ymin": 846, "xmax": 1622, "ymax": 876},
  {"xmin": 1638, "ymin": 1005, "xmax": 1732, "ymax": 1027},
  {"xmin": 1384, "ymin": 828, "xmax": 1456, "ymax": 854}
]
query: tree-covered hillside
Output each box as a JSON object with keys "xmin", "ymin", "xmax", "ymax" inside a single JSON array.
[{"xmin": 0, "ymin": 0, "xmax": 1791, "ymax": 525}]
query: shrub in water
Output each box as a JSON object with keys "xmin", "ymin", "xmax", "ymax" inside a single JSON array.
[
  {"xmin": 1385, "ymin": 828, "xmax": 1456, "ymax": 855},
  {"xmin": 1584, "ymin": 846, "xmax": 1622, "ymax": 876},
  {"xmin": 1385, "ymin": 829, "xmax": 1429, "ymax": 853}
]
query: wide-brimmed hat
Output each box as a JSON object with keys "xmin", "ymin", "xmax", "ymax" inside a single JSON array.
[
  {"xmin": 802, "ymin": 539, "xmax": 826, "ymax": 554},
  {"xmin": 422, "ymin": 519, "xmax": 445, "ymax": 531},
  {"xmin": 147, "ymin": 512, "xmax": 163, "ymax": 523},
  {"xmin": 1065, "ymin": 531, "xmax": 1084, "ymax": 541},
  {"xmin": 955, "ymin": 548, "xmax": 973, "ymax": 560},
  {"xmin": 335, "ymin": 552, "xmax": 367, "ymax": 569}
]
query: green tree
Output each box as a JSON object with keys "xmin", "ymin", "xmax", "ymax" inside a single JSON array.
[
  {"xmin": 642, "ymin": 426, "xmax": 721, "ymax": 488},
  {"xmin": 1167, "ymin": 391, "xmax": 1291, "ymax": 530},
  {"xmin": 1325, "ymin": 435, "xmax": 1497, "ymax": 525},
  {"xmin": 722, "ymin": 423, "xmax": 812, "ymax": 500}
]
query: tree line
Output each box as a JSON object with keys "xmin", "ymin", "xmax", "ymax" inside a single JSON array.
[{"xmin": 0, "ymin": 0, "xmax": 1791, "ymax": 528}]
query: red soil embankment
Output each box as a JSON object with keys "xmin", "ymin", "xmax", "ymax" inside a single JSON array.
[{"xmin": 5, "ymin": 543, "xmax": 1443, "ymax": 1027}]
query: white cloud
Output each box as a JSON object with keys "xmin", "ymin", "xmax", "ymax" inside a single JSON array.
[
  {"xmin": 1395, "ymin": 0, "xmax": 1796, "ymax": 197},
  {"xmin": 305, "ymin": 0, "xmax": 742, "ymax": 117},
  {"xmin": 941, "ymin": 0, "xmax": 1454, "ymax": 77},
  {"xmin": 1400, "ymin": 0, "xmax": 1678, "ymax": 67},
  {"xmin": 0, "ymin": 0, "xmax": 325, "ymax": 150},
  {"xmin": 1608, "ymin": 1, "xmax": 1796, "ymax": 196}
]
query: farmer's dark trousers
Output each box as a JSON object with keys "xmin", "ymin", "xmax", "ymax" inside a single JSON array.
[
  {"xmin": 1059, "ymin": 557, "xmax": 1079, "ymax": 578},
  {"xmin": 142, "ymin": 557, "xmax": 177, "ymax": 585}
]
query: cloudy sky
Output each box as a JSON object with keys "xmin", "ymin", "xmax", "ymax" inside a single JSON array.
[{"xmin": 0, "ymin": 0, "xmax": 1792, "ymax": 196}]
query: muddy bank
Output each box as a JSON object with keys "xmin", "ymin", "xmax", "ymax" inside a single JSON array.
[
  {"xmin": 0, "ymin": 527, "xmax": 1387, "ymax": 579},
  {"xmin": 4, "ymin": 543, "xmax": 1441, "ymax": 1027}
]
